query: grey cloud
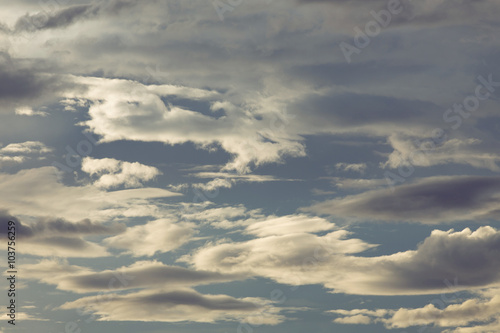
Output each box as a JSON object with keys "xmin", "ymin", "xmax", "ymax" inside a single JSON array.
[
  {"xmin": 58, "ymin": 261, "xmax": 245, "ymax": 293},
  {"xmin": 0, "ymin": 211, "xmax": 120, "ymax": 257},
  {"xmin": 141, "ymin": 290, "xmax": 257, "ymax": 311},
  {"xmin": 297, "ymin": 0, "xmax": 497, "ymax": 28},
  {"xmin": 188, "ymin": 225, "xmax": 500, "ymax": 295},
  {"xmin": 14, "ymin": 0, "xmax": 141, "ymax": 32},
  {"xmin": 291, "ymin": 92, "xmax": 441, "ymax": 129},
  {"xmin": 375, "ymin": 226, "xmax": 500, "ymax": 293},
  {"xmin": 0, "ymin": 211, "xmax": 123, "ymax": 238},
  {"xmin": 0, "ymin": 52, "xmax": 77, "ymax": 114},
  {"xmin": 59, "ymin": 288, "xmax": 286, "ymax": 324},
  {"xmin": 306, "ymin": 176, "xmax": 500, "ymax": 224}
]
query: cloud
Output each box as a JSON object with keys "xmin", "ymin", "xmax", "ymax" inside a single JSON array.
[
  {"xmin": 384, "ymin": 134, "xmax": 500, "ymax": 171},
  {"xmin": 13, "ymin": 0, "xmax": 142, "ymax": 32},
  {"xmin": 82, "ymin": 157, "xmax": 161, "ymax": 189},
  {"xmin": 0, "ymin": 52, "xmax": 75, "ymax": 114},
  {"xmin": 182, "ymin": 218, "xmax": 375, "ymax": 283},
  {"xmin": 335, "ymin": 162, "xmax": 367, "ymax": 174},
  {"xmin": 179, "ymin": 203, "xmax": 265, "ymax": 229},
  {"xmin": 334, "ymin": 314, "xmax": 373, "ymax": 324},
  {"xmin": 0, "ymin": 141, "xmax": 53, "ymax": 168},
  {"xmin": 245, "ymin": 215, "xmax": 336, "ymax": 237},
  {"xmin": 0, "ymin": 310, "xmax": 49, "ymax": 321},
  {"xmin": 330, "ymin": 290, "xmax": 500, "ymax": 332},
  {"xmin": 190, "ymin": 171, "xmax": 287, "ymax": 191},
  {"xmin": 21, "ymin": 259, "xmax": 245, "ymax": 293},
  {"xmin": 14, "ymin": 106, "xmax": 48, "ymax": 116},
  {"xmin": 63, "ymin": 76, "xmax": 305, "ymax": 173},
  {"xmin": 326, "ymin": 177, "xmax": 388, "ymax": 190},
  {"xmin": 185, "ymin": 224, "xmax": 500, "ymax": 295},
  {"xmin": 0, "ymin": 212, "xmax": 122, "ymax": 257},
  {"xmin": 306, "ymin": 176, "xmax": 500, "ymax": 224},
  {"xmin": 297, "ymin": 0, "xmax": 500, "ymax": 29},
  {"xmin": 59, "ymin": 288, "xmax": 286, "ymax": 325},
  {"xmin": 104, "ymin": 218, "xmax": 195, "ymax": 257},
  {"xmin": 0, "ymin": 166, "xmax": 180, "ymax": 222}
]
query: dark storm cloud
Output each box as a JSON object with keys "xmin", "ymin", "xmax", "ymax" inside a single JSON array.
[
  {"xmin": 14, "ymin": 0, "xmax": 141, "ymax": 32},
  {"xmin": 306, "ymin": 176, "xmax": 500, "ymax": 223}
]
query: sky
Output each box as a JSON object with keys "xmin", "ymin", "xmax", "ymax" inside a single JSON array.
[{"xmin": 1, "ymin": 0, "xmax": 500, "ymax": 332}]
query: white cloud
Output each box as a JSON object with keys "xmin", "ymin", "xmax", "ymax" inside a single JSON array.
[
  {"xmin": 0, "ymin": 166, "xmax": 181, "ymax": 222},
  {"xmin": 245, "ymin": 215, "xmax": 335, "ymax": 237},
  {"xmin": 384, "ymin": 134, "xmax": 500, "ymax": 171},
  {"xmin": 15, "ymin": 106, "xmax": 48, "ymax": 116},
  {"xmin": 335, "ymin": 162, "xmax": 367, "ymax": 174},
  {"xmin": 185, "ymin": 225, "xmax": 500, "ymax": 295},
  {"xmin": 104, "ymin": 218, "xmax": 195, "ymax": 257},
  {"xmin": 82, "ymin": 157, "xmax": 161, "ymax": 189},
  {"xmin": 327, "ymin": 177, "xmax": 388, "ymax": 190},
  {"xmin": 0, "ymin": 141, "xmax": 53, "ymax": 168},
  {"xmin": 62, "ymin": 76, "xmax": 305, "ymax": 173},
  {"xmin": 334, "ymin": 314, "xmax": 372, "ymax": 325},
  {"xmin": 330, "ymin": 290, "xmax": 500, "ymax": 332}
]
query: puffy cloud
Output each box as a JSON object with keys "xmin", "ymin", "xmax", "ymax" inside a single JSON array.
[
  {"xmin": 0, "ymin": 141, "xmax": 53, "ymax": 167},
  {"xmin": 183, "ymin": 218, "xmax": 375, "ymax": 285},
  {"xmin": 330, "ymin": 290, "xmax": 500, "ymax": 332},
  {"xmin": 104, "ymin": 218, "xmax": 195, "ymax": 257},
  {"xmin": 306, "ymin": 176, "xmax": 500, "ymax": 224},
  {"xmin": 82, "ymin": 157, "xmax": 161, "ymax": 189},
  {"xmin": 190, "ymin": 171, "xmax": 286, "ymax": 191},
  {"xmin": 62, "ymin": 76, "xmax": 305, "ymax": 173},
  {"xmin": 59, "ymin": 288, "xmax": 286, "ymax": 325},
  {"xmin": 185, "ymin": 225, "xmax": 500, "ymax": 295}
]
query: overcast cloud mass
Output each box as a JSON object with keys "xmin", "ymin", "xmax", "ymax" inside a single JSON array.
[{"xmin": 0, "ymin": 0, "xmax": 499, "ymax": 332}]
